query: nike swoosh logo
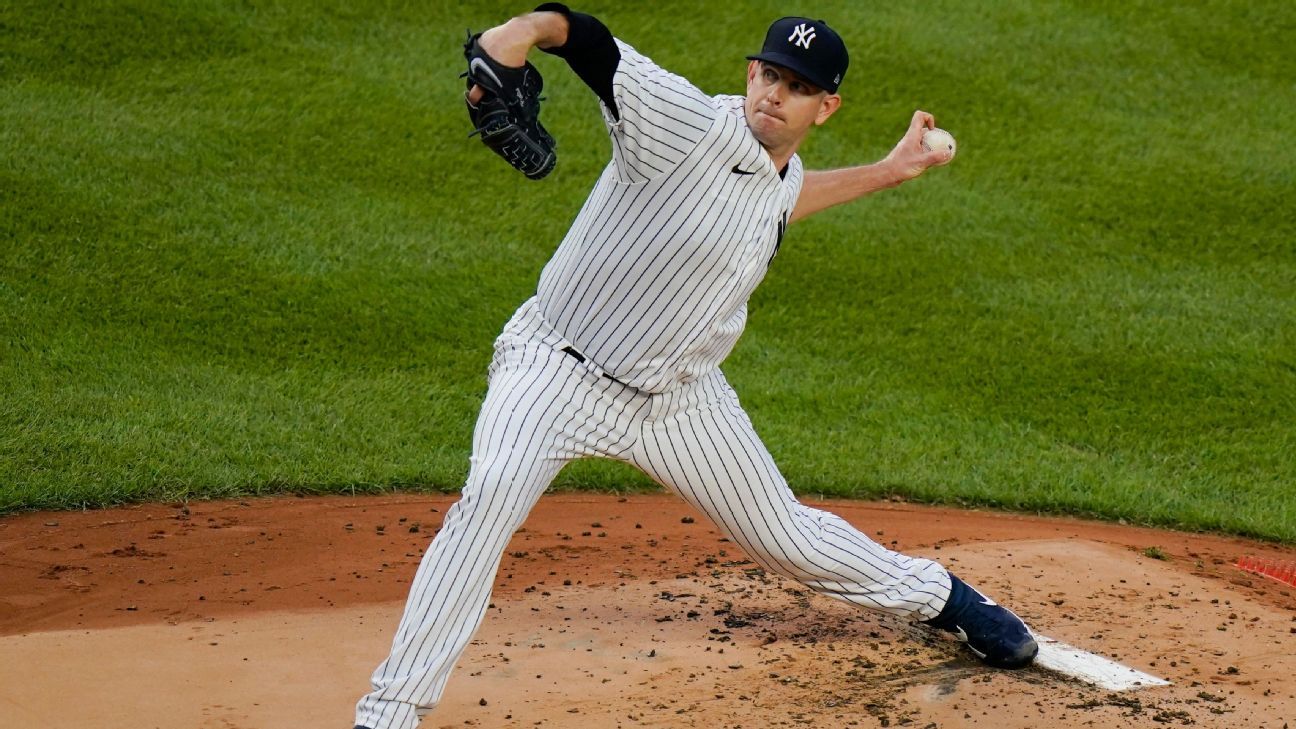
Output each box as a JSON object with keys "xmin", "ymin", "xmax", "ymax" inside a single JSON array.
[
  {"xmin": 952, "ymin": 627, "xmax": 988, "ymax": 658},
  {"xmin": 731, "ymin": 164, "xmax": 758, "ymax": 176},
  {"xmin": 469, "ymin": 57, "xmax": 503, "ymax": 90}
]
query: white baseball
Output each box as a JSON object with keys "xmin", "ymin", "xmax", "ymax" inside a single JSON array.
[{"xmin": 921, "ymin": 128, "xmax": 957, "ymax": 164}]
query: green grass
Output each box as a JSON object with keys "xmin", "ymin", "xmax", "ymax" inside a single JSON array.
[{"xmin": 3, "ymin": 1, "xmax": 1293, "ymax": 541}]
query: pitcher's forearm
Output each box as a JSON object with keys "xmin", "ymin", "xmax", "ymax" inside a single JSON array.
[
  {"xmin": 790, "ymin": 162, "xmax": 904, "ymax": 223},
  {"xmin": 478, "ymin": 11, "xmax": 571, "ymax": 66}
]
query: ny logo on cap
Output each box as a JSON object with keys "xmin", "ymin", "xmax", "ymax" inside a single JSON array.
[{"xmin": 788, "ymin": 23, "xmax": 816, "ymax": 49}]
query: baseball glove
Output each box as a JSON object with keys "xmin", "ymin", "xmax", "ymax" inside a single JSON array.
[{"xmin": 462, "ymin": 32, "xmax": 556, "ymax": 180}]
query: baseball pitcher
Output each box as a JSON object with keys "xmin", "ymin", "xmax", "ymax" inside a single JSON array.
[{"xmin": 355, "ymin": 6, "xmax": 1036, "ymax": 728}]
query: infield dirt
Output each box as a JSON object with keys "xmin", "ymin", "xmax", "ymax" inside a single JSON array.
[{"xmin": 2, "ymin": 494, "xmax": 1293, "ymax": 728}]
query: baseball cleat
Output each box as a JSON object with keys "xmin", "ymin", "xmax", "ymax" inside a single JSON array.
[{"xmin": 923, "ymin": 573, "xmax": 1038, "ymax": 669}]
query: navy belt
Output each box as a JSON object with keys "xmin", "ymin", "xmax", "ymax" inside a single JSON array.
[{"xmin": 561, "ymin": 346, "xmax": 628, "ymax": 386}]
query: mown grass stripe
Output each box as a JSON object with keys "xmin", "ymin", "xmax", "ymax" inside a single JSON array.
[{"xmin": 3, "ymin": 1, "xmax": 1293, "ymax": 541}]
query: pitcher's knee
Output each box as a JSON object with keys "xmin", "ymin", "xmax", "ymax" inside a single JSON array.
[
  {"xmin": 747, "ymin": 505, "xmax": 934, "ymax": 590},
  {"xmin": 441, "ymin": 473, "xmax": 535, "ymax": 539},
  {"xmin": 742, "ymin": 529, "xmax": 848, "ymax": 583}
]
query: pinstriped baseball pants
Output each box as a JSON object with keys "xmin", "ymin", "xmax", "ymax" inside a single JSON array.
[{"xmin": 356, "ymin": 300, "xmax": 952, "ymax": 729}]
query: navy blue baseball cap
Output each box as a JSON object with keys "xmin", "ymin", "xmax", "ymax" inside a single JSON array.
[{"xmin": 746, "ymin": 17, "xmax": 849, "ymax": 93}]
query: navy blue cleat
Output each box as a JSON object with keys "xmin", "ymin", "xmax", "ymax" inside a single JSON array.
[{"xmin": 923, "ymin": 573, "xmax": 1038, "ymax": 669}]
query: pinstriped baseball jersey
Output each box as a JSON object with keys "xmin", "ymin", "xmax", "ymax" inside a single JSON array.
[
  {"xmin": 355, "ymin": 12, "xmax": 979, "ymax": 729},
  {"xmin": 536, "ymin": 40, "xmax": 802, "ymax": 394}
]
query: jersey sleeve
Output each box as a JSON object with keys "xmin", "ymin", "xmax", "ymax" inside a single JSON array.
[
  {"xmin": 535, "ymin": 5, "xmax": 716, "ymax": 182},
  {"xmin": 601, "ymin": 39, "xmax": 716, "ymax": 182}
]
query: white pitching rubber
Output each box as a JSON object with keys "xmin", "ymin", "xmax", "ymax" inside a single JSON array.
[{"xmin": 1030, "ymin": 632, "xmax": 1171, "ymax": 691}]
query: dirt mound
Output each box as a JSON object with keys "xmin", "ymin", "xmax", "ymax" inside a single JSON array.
[{"xmin": 1, "ymin": 494, "xmax": 1292, "ymax": 727}]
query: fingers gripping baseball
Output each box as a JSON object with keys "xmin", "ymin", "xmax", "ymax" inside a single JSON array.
[
  {"xmin": 885, "ymin": 110, "xmax": 953, "ymax": 182},
  {"xmin": 910, "ymin": 110, "xmax": 936, "ymax": 136}
]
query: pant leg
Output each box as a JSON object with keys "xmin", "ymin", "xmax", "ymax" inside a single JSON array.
[
  {"xmin": 632, "ymin": 370, "xmax": 951, "ymax": 619},
  {"xmin": 355, "ymin": 342, "xmax": 639, "ymax": 729}
]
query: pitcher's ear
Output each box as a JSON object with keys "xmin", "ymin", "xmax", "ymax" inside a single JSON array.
[{"xmin": 815, "ymin": 94, "xmax": 842, "ymax": 126}]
